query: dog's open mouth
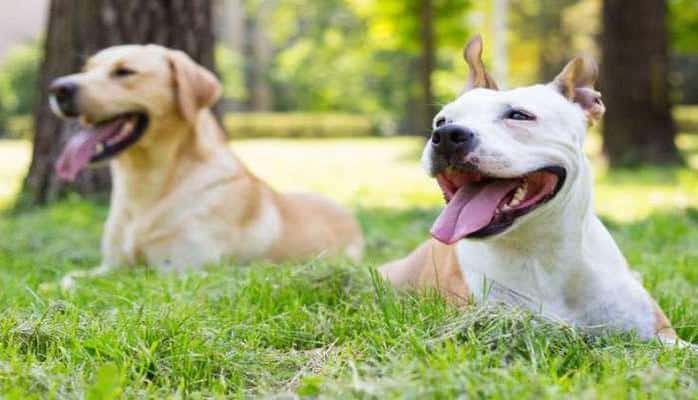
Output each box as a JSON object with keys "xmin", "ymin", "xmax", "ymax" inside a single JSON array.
[
  {"xmin": 55, "ymin": 113, "xmax": 149, "ymax": 181},
  {"xmin": 431, "ymin": 166, "xmax": 566, "ymax": 244}
]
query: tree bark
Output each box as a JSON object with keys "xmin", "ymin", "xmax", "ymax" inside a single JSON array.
[
  {"xmin": 418, "ymin": 0, "xmax": 436, "ymax": 137},
  {"xmin": 244, "ymin": 0, "xmax": 274, "ymax": 112},
  {"xmin": 601, "ymin": 0, "xmax": 680, "ymax": 167},
  {"xmin": 21, "ymin": 0, "xmax": 216, "ymax": 207}
]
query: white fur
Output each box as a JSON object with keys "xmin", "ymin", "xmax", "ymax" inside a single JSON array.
[
  {"xmin": 426, "ymin": 84, "xmax": 661, "ymax": 339},
  {"xmin": 49, "ymin": 95, "xmax": 66, "ymax": 119}
]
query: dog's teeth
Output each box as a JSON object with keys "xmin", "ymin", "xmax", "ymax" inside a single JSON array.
[
  {"xmin": 508, "ymin": 181, "xmax": 528, "ymax": 207},
  {"xmin": 120, "ymin": 121, "xmax": 134, "ymax": 137}
]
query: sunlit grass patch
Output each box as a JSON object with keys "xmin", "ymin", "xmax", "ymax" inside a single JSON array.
[
  {"xmin": 594, "ymin": 167, "xmax": 698, "ymax": 221},
  {"xmin": 231, "ymin": 137, "xmax": 439, "ymax": 209},
  {"xmin": 0, "ymin": 140, "xmax": 30, "ymax": 209}
]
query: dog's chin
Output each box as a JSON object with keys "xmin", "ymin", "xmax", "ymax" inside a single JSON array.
[{"xmin": 430, "ymin": 165, "xmax": 566, "ymax": 244}]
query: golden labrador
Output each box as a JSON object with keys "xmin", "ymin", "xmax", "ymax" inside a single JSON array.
[{"xmin": 49, "ymin": 45, "xmax": 363, "ymax": 286}]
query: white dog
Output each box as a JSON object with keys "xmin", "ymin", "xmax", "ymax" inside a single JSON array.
[{"xmin": 381, "ymin": 36, "xmax": 691, "ymax": 346}]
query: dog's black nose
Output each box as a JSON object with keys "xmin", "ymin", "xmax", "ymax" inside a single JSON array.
[
  {"xmin": 430, "ymin": 125, "xmax": 477, "ymax": 156},
  {"xmin": 49, "ymin": 78, "xmax": 80, "ymax": 117}
]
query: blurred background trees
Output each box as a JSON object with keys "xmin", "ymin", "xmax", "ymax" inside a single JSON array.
[
  {"xmin": 601, "ymin": 0, "xmax": 680, "ymax": 166},
  {"xmin": 0, "ymin": 0, "xmax": 696, "ymax": 204}
]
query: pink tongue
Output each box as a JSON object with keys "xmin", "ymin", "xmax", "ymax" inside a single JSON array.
[
  {"xmin": 431, "ymin": 180, "xmax": 519, "ymax": 244},
  {"xmin": 55, "ymin": 119, "xmax": 125, "ymax": 182},
  {"xmin": 55, "ymin": 131, "xmax": 99, "ymax": 182}
]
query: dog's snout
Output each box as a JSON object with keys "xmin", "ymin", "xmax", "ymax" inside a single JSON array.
[
  {"xmin": 49, "ymin": 78, "xmax": 80, "ymax": 117},
  {"xmin": 430, "ymin": 125, "xmax": 477, "ymax": 156}
]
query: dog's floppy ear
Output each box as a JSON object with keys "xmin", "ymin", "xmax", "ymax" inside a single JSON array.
[
  {"xmin": 463, "ymin": 35, "xmax": 499, "ymax": 91},
  {"xmin": 167, "ymin": 50, "xmax": 222, "ymax": 123},
  {"xmin": 553, "ymin": 56, "xmax": 605, "ymax": 124}
]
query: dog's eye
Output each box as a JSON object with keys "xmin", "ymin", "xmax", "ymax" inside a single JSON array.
[
  {"xmin": 505, "ymin": 109, "xmax": 536, "ymax": 121},
  {"xmin": 435, "ymin": 117, "xmax": 447, "ymax": 128},
  {"xmin": 112, "ymin": 67, "xmax": 136, "ymax": 78}
]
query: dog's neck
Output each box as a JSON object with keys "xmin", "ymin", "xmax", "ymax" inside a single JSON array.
[
  {"xmin": 496, "ymin": 157, "xmax": 595, "ymax": 251},
  {"xmin": 456, "ymin": 158, "xmax": 630, "ymax": 315},
  {"xmin": 110, "ymin": 110, "xmax": 236, "ymax": 213}
]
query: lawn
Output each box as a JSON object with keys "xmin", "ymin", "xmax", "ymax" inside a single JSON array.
[{"xmin": 0, "ymin": 136, "xmax": 697, "ymax": 398}]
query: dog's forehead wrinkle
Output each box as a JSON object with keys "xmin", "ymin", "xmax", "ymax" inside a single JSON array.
[
  {"xmin": 469, "ymin": 85, "xmax": 572, "ymax": 120},
  {"xmin": 88, "ymin": 45, "xmax": 168, "ymax": 71}
]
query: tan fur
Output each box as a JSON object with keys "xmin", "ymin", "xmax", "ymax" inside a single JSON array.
[
  {"xmin": 380, "ymin": 239, "xmax": 469, "ymax": 305},
  {"xmin": 652, "ymin": 300, "xmax": 677, "ymax": 340},
  {"xmin": 60, "ymin": 45, "xmax": 363, "ymax": 284},
  {"xmin": 463, "ymin": 35, "xmax": 498, "ymax": 91},
  {"xmin": 553, "ymin": 56, "xmax": 606, "ymax": 124}
]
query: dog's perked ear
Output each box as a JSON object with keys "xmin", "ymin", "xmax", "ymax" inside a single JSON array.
[
  {"xmin": 167, "ymin": 50, "xmax": 222, "ymax": 123},
  {"xmin": 553, "ymin": 56, "xmax": 605, "ymax": 124},
  {"xmin": 463, "ymin": 35, "xmax": 499, "ymax": 91}
]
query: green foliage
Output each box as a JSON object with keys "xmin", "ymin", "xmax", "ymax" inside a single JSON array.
[
  {"xmin": 258, "ymin": 0, "xmax": 472, "ymax": 132},
  {"xmin": 215, "ymin": 44, "xmax": 247, "ymax": 102},
  {"xmin": 224, "ymin": 112, "xmax": 375, "ymax": 138},
  {"xmin": 670, "ymin": 0, "xmax": 698, "ymax": 54},
  {"xmin": 268, "ymin": 0, "xmax": 392, "ymax": 116},
  {"xmin": 349, "ymin": 0, "xmax": 471, "ymax": 53},
  {"xmin": 676, "ymin": 105, "xmax": 698, "ymax": 132},
  {"xmin": 0, "ymin": 41, "xmax": 40, "ymax": 139},
  {"xmin": 349, "ymin": 0, "xmax": 474, "ymax": 114}
]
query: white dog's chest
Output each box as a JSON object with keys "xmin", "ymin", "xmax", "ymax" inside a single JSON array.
[{"xmin": 456, "ymin": 242, "xmax": 657, "ymax": 339}]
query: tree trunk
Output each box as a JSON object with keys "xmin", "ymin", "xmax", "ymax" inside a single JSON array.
[
  {"xmin": 21, "ymin": 0, "xmax": 216, "ymax": 207},
  {"xmin": 418, "ymin": 0, "xmax": 436, "ymax": 136},
  {"xmin": 245, "ymin": 0, "xmax": 274, "ymax": 112},
  {"xmin": 601, "ymin": 0, "xmax": 680, "ymax": 167},
  {"xmin": 537, "ymin": 0, "xmax": 575, "ymax": 81}
]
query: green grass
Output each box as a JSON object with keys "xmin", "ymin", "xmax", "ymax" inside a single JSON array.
[
  {"xmin": 0, "ymin": 137, "xmax": 697, "ymax": 398},
  {"xmin": 224, "ymin": 113, "xmax": 375, "ymax": 138}
]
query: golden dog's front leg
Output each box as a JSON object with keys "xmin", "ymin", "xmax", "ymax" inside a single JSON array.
[
  {"xmin": 60, "ymin": 208, "xmax": 129, "ymax": 290},
  {"xmin": 380, "ymin": 239, "xmax": 469, "ymax": 305},
  {"xmin": 60, "ymin": 264, "xmax": 115, "ymax": 290}
]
